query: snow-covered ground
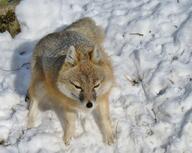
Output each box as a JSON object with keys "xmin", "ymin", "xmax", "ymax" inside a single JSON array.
[{"xmin": 0, "ymin": 0, "xmax": 192, "ymax": 152}]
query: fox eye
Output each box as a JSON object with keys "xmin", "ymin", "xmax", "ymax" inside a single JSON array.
[
  {"xmin": 70, "ymin": 81, "xmax": 82, "ymax": 89},
  {"xmin": 94, "ymin": 83, "xmax": 100, "ymax": 88},
  {"xmin": 74, "ymin": 85, "xmax": 82, "ymax": 89}
]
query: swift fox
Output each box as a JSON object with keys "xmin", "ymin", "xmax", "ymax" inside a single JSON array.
[{"xmin": 27, "ymin": 17, "xmax": 115, "ymax": 145}]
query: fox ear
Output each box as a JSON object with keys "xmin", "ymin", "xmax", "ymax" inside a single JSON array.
[
  {"xmin": 91, "ymin": 46, "xmax": 102, "ymax": 63},
  {"xmin": 65, "ymin": 46, "xmax": 77, "ymax": 65}
]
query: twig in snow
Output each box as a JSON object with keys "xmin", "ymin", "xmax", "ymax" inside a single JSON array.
[
  {"xmin": 125, "ymin": 75, "xmax": 140, "ymax": 86},
  {"xmin": 151, "ymin": 108, "xmax": 157, "ymax": 123},
  {"xmin": 130, "ymin": 33, "xmax": 144, "ymax": 37},
  {"xmin": 168, "ymin": 79, "xmax": 174, "ymax": 84},
  {"xmin": 113, "ymin": 120, "xmax": 121, "ymax": 153},
  {"xmin": 115, "ymin": 120, "xmax": 119, "ymax": 140}
]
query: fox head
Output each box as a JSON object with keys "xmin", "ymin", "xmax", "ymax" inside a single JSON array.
[{"xmin": 57, "ymin": 45, "xmax": 114, "ymax": 109}]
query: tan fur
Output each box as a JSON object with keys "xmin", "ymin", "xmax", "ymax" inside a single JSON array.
[{"xmin": 27, "ymin": 17, "xmax": 115, "ymax": 145}]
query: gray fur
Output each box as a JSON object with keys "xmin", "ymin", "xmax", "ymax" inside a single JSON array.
[{"xmin": 32, "ymin": 17, "xmax": 104, "ymax": 80}]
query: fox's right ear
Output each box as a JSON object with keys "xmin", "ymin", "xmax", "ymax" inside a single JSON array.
[
  {"xmin": 65, "ymin": 46, "xmax": 77, "ymax": 65},
  {"xmin": 91, "ymin": 46, "xmax": 102, "ymax": 63}
]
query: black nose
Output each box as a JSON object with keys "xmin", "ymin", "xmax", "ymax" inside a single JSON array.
[{"xmin": 86, "ymin": 102, "xmax": 93, "ymax": 108}]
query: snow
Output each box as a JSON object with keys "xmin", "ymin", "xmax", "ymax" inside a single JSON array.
[{"xmin": 0, "ymin": 0, "xmax": 192, "ymax": 152}]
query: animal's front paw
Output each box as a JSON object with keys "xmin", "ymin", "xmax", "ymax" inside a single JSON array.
[
  {"xmin": 27, "ymin": 118, "xmax": 38, "ymax": 129},
  {"xmin": 104, "ymin": 131, "xmax": 116, "ymax": 145},
  {"xmin": 64, "ymin": 137, "xmax": 71, "ymax": 146},
  {"xmin": 27, "ymin": 121, "xmax": 34, "ymax": 129},
  {"xmin": 63, "ymin": 133, "xmax": 73, "ymax": 145},
  {"xmin": 27, "ymin": 114, "xmax": 41, "ymax": 129}
]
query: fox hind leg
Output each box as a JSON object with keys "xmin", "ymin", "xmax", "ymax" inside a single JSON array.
[
  {"xmin": 27, "ymin": 66, "xmax": 44, "ymax": 129},
  {"xmin": 27, "ymin": 97, "xmax": 40, "ymax": 128}
]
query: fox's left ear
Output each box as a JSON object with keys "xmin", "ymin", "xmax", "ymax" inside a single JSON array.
[
  {"xmin": 91, "ymin": 46, "xmax": 102, "ymax": 63},
  {"xmin": 65, "ymin": 45, "xmax": 77, "ymax": 65}
]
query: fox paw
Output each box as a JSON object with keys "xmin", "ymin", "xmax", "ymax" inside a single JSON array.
[
  {"xmin": 104, "ymin": 132, "xmax": 115, "ymax": 145},
  {"xmin": 63, "ymin": 135, "xmax": 73, "ymax": 145},
  {"xmin": 27, "ymin": 116, "xmax": 41, "ymax": 129}
]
